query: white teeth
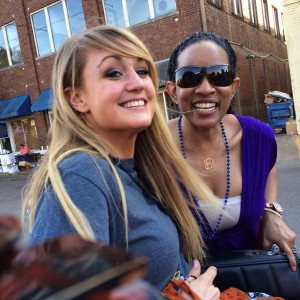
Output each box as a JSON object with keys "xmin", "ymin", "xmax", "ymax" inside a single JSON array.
[
  {"xmin": 123, "ymin": 100, "xmax": 145, "ymax": 108},
  {"xmin": 194, "ymin": 102, "xmax": 216, "ymax": 109}
]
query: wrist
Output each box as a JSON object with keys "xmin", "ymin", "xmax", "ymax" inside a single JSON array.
[{"xmin": 264, "ymin": 202, "xmax": 283, "ymax": 219}]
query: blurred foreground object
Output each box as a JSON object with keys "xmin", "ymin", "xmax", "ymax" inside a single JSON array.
[{"xmin": 0, "ymin": 216, "xmax": 162, "ymax": 300}]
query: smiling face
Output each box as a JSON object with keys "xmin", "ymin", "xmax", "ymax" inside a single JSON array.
[
  {"xmin": 67, "ymin": 47, "xmax": 156, "ymax": 146},
  {"xmin": 167, "ymin": 41, "xmax": 240, "ymax": 128}
]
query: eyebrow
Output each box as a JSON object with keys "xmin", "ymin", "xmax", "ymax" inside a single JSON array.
[{"xmin": 97, "ymin": 55, "xmax": 121, "ymax": 68}]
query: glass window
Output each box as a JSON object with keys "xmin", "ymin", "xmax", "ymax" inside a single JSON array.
[
  {"xmin": 32, "ymin": 10, "xmax": 52, "ymax": 57},
  {"xmin": 0, "ymin": 30, "xmax": 9, "ymax": 69},
  {"xmin": 48, "ymin": 2, "xmax": 68, "ymax": 51},
  {"xmin": 66, "ymin": 0, "xmax": 86, "ymax": 35},
  {"xmin": 11, "ymin": 118, "xmax": 39, "ymax": 151},
  {"xmin": 232, "ymin": 0, "xmax": 242, "ymax": 17},
  {"xmin": 0, "ymin": 22, "xmax": 22, "ymax": 70},
  {"xmin": 272, "ymin": 6, "xmax": 280, "ymax": 37},
  {"xmin": 31, "ymin": 0, "xmax": 86, "ymax": 57},
  {"xmin": 6, "ymin": 23, "xmax": 22, "ymax": 65},
  {"xmin": 103, "ymin": 0, "xmax": 176, "ymax": 27},
  {"xmin": 127, "ymin": 0, "xmax": 150, "ymax": 26},
  {"xmin": 248, "ymin": 0, "xmax": 258, "ymax": 24},
  {"xmin": 262, "ymin": 0, "xmax": 270, "ymax": 31},
  {"xmin": 208, "ymin": 0, "xmax": 222, "ymax": 7},
  {"xmin": 153, "ymin": 0, "xmax": 176, "ymax": 17},
  {"xmin": 105, "ymin": 0, "xmax": 126, "ymax": 27}
]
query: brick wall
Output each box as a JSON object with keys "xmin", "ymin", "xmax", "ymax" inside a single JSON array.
[{"xmin": 0, "ymin": 0, "xmax": 292, "ymax": 146}]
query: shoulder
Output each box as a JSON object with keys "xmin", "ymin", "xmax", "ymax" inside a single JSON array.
[
  {"xmin": 233, "ymin": 114, "xmax": 275, "ymax": 138},
  {"xmin": 57, "ymin": 152, "xmax": 113, "ymax": 180}
]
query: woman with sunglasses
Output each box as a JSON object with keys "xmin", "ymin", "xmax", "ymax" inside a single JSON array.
[
  {"xmin": 23, "ymin": 26, "xmax": 224, "ymax": 299},
  {"xmin": 166, "ymin": 31, "xmax": 297, "ymax": 271}
]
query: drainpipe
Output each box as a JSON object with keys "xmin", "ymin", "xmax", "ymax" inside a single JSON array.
[{"xmin": 199, "ymin": 0, "xmax": 208, "ymax": 32}]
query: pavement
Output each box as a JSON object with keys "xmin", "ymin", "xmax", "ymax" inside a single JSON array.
[{"xmin": 276, "ymin": 133, "xmax": 300, "ymax": 163}]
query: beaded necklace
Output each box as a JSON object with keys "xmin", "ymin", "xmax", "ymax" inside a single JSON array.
[{"xmin": 177, "ymin": 114, "xmax": 231, "ymax": 240}]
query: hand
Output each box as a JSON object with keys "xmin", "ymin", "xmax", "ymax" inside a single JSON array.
[
  {"xmin": 184, "ymin": 260, "xmax": 220, "ymax": 300},
  {"xmin": 261, "ymin": 211, "xmax": 297, "ymax": 271}
]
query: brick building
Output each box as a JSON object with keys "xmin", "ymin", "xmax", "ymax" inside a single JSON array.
[{"xmin": 0, "ymin": 0, "xmax": 291, "ymax": 153}]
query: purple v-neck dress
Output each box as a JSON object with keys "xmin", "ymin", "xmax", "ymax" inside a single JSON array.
[{"xmin": 204, "ymin": 115, "xmax": 277, "ymax": 253}]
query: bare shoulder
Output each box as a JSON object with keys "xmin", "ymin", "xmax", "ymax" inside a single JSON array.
[{"xmin": 223, "ymin": 114, "xmax": 242, "ymax": 147}]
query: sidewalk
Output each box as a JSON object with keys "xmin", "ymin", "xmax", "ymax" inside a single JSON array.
[{"xmin": 276, "ymin": 133, "xmax": 300, "ymax": 163}]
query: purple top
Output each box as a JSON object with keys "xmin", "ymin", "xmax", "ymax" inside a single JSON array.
[{"xmin": 204, "ymin": 115, "xmax": 277, "ymax": 253}]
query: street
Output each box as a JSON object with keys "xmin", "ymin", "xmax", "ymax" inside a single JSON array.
[{"xmin": 0, "ymin": 160, "xmax": 300, "ymax": 250}]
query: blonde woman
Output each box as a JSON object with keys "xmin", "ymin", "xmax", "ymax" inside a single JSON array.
[{"xmin": 23, "ymin": 26, "xmax": 220, "ymax": 299}]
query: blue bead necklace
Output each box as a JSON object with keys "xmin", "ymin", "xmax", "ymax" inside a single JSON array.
[{"xmin": 177, "ymin": 114, "xmax": 231, "ymax": 240}]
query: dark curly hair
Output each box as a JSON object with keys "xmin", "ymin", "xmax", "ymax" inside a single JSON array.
[{"xmin": 167, "ymin": 32, "xmax": 237, "ymax": 82}]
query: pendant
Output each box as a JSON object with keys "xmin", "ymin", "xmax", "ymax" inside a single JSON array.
[{"xmin": 203, "ymin": 157, "xmax": 214, "ymax": 170}]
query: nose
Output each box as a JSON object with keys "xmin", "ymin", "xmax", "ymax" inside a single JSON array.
[
  {"xmin": 195, "ymin": 76, "xmax": 216, "ymax": 94},
  {"xmin": 126, "ymin": 70, "xmax": 145, "ymax": 91}
]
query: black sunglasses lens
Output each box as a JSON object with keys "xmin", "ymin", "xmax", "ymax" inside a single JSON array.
[
  {"xmin": 175, "ymin": 66, "xmax": 235, "ymax": 88},
  {"xmin": 176, "ymin": 67, "xmax": 203, "ymax": 88},
  {"xmin": 207, "ymin": 66, "xmax": 235, "ymax": 87}
]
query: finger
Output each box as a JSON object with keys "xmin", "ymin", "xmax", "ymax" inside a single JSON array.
[
  {"xmin": 282, "ymin": 244, "xmax": 297, "ymax": 271},
  {"xmin": 199, "ymin": 266, "xmax": 217, "ymax": 285},
  {"xmin": 188, "ymin": 259, "xmax": 201, "ymax": 279}
]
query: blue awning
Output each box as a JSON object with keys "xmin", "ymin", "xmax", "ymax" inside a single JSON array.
[
  {"xmin": 0, "ymin": 94, "xmax": 31, "ymax": 120},
  {"xmin": 31, "ymin": 88, "xmax": 53, "ymax": 112}
]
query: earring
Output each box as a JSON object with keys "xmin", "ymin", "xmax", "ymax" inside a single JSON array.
[{"xmin": 174, "ymin": 99, "xmax": 179, "ymax": 105}]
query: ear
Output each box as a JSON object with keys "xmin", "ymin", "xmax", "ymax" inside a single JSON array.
[
  {"xmin": 64, "ymin": 88, "xmax": 89, "ymax": 113},
  {"xmin": 166, "ymin": 81, "xmax": 178, "ymax": 104},
  {"xmin": 231, "ymin": 77, "xmax": 240, "ymax": 98}
]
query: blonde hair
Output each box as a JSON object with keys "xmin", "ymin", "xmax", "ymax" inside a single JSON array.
[{"xmin": 23, "ymin": 26, "xmax": 216, "ymax": 262}]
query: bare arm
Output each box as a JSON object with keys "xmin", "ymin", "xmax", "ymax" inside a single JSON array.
[{"xmin": 261, "ymin": 164, "xmax": 297, "ymax": 271}]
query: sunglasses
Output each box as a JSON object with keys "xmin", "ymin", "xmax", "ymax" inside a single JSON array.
[{"xmin": 175, "ymin": 65, "xmax": 235, "ymax": 88}]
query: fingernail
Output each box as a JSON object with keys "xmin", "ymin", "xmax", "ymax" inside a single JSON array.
[
  {"xmin": 292, "ymin": 265, "xmax": 297, "ymax": 272},
  {"xmin": 193, "ymin": 259, "xmax": 199, "ymax": 268}
]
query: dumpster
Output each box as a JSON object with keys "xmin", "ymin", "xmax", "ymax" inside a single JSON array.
[{"xmin": 266, "ymin": 100, "xmax": 294, "ymax": 129}]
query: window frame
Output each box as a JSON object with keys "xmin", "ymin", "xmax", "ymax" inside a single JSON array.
[
  {"xmin": 262, "ymin": 0, "xmax": 270, "ymax": 31},
  {"xmin": 272, "ymin": 6, "xmax": 280, "ymax": 37},
  {"xmin": 248, "ymin": 0, "xmax": 258, "ymax": 25},
  {"xmin": 103, "ymin": 0, "xmax": 177, "ymax": 28},
  {"xmin": 30, "ymin": 0, "xmax": 84, "ymax": 57},
  {"xmin": 208, "ymin": 0, "xmax": 222, "ymax": 8},
  {"xmin": 232, "ymin": 0, "xmax": 243, "ymax": 17},
  {"xmin": 0, "ymin": 21, "xmax": 22, "ymax": 70}
]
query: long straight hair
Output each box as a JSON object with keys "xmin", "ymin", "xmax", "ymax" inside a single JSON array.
[{"xmin": 23, "ymin": 26, "xmax": 217, "ymax": 262}]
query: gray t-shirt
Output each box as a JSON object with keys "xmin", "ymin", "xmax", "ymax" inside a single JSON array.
[{"xmin": 28, "ymin": 152, "xmax": 189, "ymax": 290}]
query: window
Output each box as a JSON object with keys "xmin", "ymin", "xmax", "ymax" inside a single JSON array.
[
  {"xmin": 208, "ymin": 0, "xmax": 222, "ymax": 7},
  {"xmin": 232, "ymin": 0, "xmax": 242, "ymax": 17},
  {"xmin": 11, "ymin": 118, "xmax": 39, "ymax": 151},
  {"xmin": 0, "ymin": 22, "xmax": 22, "ymax": 70},
  {"xmin": 262, "ymin": 0, "xmax": 270, "ymax": 31},
  {"xmin": 248, "ymin": 0, "xmax": 258, "ymax": 25},
  {"xmin": 31, "ymin": 0, "xmax": 86, "ymax": 57},
  {"xmin": 104, "ymin": 0, "xmax": 176, "ymax": 27},
  {"xmin": 272, "ymin": 6, "xmax": 280, "ymax": 37},
  {"xmin": 281, "ymin": 13, "xmax": 285, "ymax": 40}
]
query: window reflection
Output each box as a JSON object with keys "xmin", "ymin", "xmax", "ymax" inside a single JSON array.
[
  {"xmin": 66, "ymin": 0, "xmax": 86, "ymax": 35},
  {"xmin": 31, "ymin": 0, "xmax": 86, "ymax": 57},
  {"xmin": 48, "ymin": 2, "xmax": 68, "ymax": 51},
  {"xmin": 0, "ymin": 22, "xmax": 22, "ymax": 70},
  {"xmin": 32, "ymin": 11, "xmax": 51, "ymax": 57},
  {"xmin": 104, "ymin": 0, "xmax": 176, "ymax": 27},
  {"xmin": 128, "ymin": 0, "xmax": 150, "ymax": 26},
  {"xmin": 0, "ymin": 30, "xmax": 9, "ymax": 69},
  {"xmin": 104, "ymin": 0, "xmax": 126, "ymax": 28},
  {"xmin": 153, "ymin": 0, "xmax": 176, "ymax": 17},
  {"xmin": 6, "ymin": 23, "xmax": 22, "ymax": 65}
]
